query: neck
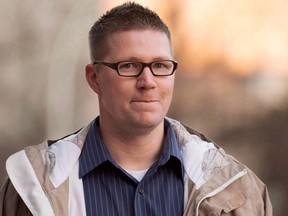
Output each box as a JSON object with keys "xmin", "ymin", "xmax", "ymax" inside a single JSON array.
[{"xmin": 99, "ymin": 120, "xmax": 165, "ymax": 171}]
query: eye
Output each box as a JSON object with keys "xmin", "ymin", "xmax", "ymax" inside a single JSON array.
[
  {"xmin": 154, "ymin": 62, "xmax": 165, "ymax": 68},
  {"xmin": 119, "ymin": 62, "xmax": 139, "ymax": 70},
  {"xmin": 153, "ymin": 61, "xmax": 172, "ymax": 69},
  {"xmin": 121, "ymin": 63, "xmax": 132, "ymax": 69}
]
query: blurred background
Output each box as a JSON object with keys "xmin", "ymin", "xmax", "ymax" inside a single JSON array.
[{"xmin": 0, "ymin": 0, "xmax": 287, "ymax": 214}]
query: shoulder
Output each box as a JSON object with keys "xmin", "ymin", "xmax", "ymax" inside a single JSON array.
[
  {"xmin": 4, "ymin": 123, "xmax": 91, "ymax": 194},
  {"xmin": 166, "ymin": 118, "xmax": 272, "ymax": 214},
  {"xmin": 1, "ymin": 124, "xmax": 91, "ymax": 215}
]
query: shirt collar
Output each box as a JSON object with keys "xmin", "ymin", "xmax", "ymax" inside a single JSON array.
[
  {"xmin": 79, "ymin": 117, "xmax": 183, "ymax": 178},
  {"xmin": 79, "ymin": 117, "xmax": 112, "ymax": 178},
  {"xmin": 158, "ymin": 119, "xmax": 183, "ymax": 166}
]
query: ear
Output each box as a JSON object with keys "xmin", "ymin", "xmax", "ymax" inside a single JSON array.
[{"xmin": 85, "ymin": 63, "xmax": 100, "ymax": 94}]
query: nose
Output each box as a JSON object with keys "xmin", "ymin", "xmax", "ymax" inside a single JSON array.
[{"xmin": 136, "ymin": 66, "xmax": 157, "ymax": 89}]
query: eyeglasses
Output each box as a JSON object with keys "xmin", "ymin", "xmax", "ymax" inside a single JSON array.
[{"xmin": 93, "ymin": 60, "xmax": 177, "ymax": 77}]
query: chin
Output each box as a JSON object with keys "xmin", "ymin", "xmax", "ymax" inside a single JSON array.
[{"xmin": 132, "ymin": 114, "xmax": 164, "ymax": 129}]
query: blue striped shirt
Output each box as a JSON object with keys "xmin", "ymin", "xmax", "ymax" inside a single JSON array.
[{"xmin": 79, "ymin": 117, "xmax": 184, "ymax": 216}]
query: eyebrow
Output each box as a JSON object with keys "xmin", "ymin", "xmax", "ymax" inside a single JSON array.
[{"xmin": 116, "ymin": 56, "xmax": 174, "ymax": 62}]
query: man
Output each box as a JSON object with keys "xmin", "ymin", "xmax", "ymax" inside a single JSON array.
[{"xmin": 0, "ymin": 2, "xmax": 272, "ymax": 216}]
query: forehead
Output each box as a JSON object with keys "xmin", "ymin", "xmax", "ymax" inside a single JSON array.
[{"xmin": 103, "ymin": 29, "xmax": 173, "ymax": 61}]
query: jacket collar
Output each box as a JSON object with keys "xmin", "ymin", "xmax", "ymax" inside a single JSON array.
[
  {"xmin": 44, "ymin": 123, "xmax": 91, "ymax": 188},
  {"xmin": 44, "ymin": 117, "xmax": 242, "ymax": 193}
]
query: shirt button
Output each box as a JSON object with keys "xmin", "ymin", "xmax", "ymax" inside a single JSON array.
[{"xmin": 139, "ymin": 188, "xmax": 144, "ymax": 194}]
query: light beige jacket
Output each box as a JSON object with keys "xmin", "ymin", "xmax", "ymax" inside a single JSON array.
[{"xmin": 0, "ymin": 118, "xmax": 272, "ymax": 216}]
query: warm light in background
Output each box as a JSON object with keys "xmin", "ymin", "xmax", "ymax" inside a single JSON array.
[{"xmin": 152, "ymin": 0, "xmax": 288, "ymax": 76}]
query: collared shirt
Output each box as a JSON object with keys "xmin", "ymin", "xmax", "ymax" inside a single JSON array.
[{"xmin": 79, "ymin": 117, "xmax": 184, "ymax": 216}]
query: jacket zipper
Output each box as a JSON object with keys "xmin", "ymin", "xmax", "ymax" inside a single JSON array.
[{"xmin": 195, "ymin": 168, "xmax": 248, "ymax": 215}]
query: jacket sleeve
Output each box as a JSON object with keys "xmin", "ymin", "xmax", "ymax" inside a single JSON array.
[
  {"xmin": 0, "ymin": 178, "xmax": 32, "ymax": 216},
  {"xmin": 231, "ymin": 172, "xmax": 273, "ymax": 216},
  {"xmin": 257, "ymin": 176, "xmax": 273, "ymax": 216},
  {"xmin": 235, "ymin": 170, "xmax": 273, "ymax": 216},
  {"xmin": 197, "ymin": 169, "xmax": 273, "ymax": 216}
]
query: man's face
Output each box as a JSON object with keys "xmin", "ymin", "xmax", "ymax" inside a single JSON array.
[{"xmin": 88, "ymin": 29, "xmax": 175, "ymax": 132}]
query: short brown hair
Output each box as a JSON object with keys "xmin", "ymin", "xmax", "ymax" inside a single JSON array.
[{"xmin": 88, "ymin": 2, "xmax": 171, "ymax": 61}]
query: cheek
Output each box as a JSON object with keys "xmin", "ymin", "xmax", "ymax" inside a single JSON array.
[
  {"xmin": 98, "ymin": 78, "xmax": 131, "ymax": 103},
  {"xmin": 163, "ymin": 78, "xmax": 175, "ymax": 98},
  {"xmin": 157, "ymin": 81, "xmax": 174, "ymax": 111}
]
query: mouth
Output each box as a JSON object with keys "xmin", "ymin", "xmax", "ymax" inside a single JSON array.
[
  {"xmin": 131, "ymin": 99, "xmax": 159, "ymax": 103},
  {"xmin": 130, "ymin": 98, "xmax": 160, "ymax": 111}
]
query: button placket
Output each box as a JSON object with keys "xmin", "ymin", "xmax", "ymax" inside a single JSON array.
[{"xmin": 139, "ymin": 187, "xmax": 144, "ymax": 194}]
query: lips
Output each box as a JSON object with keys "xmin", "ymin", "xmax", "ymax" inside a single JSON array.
[{"xmin": 131, "ymin": 98, "xmax": 159, "ymax": 103}]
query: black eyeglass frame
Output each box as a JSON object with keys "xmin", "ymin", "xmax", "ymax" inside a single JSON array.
[{"xmin": 93, "ymin": 60, "xmax": 178, "ymax": 77}]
